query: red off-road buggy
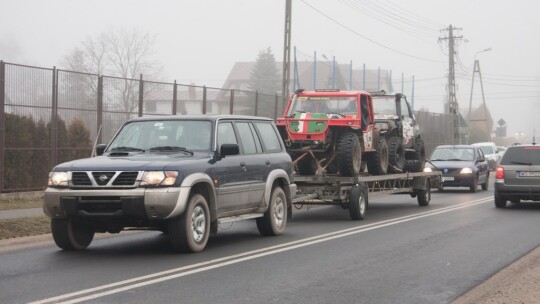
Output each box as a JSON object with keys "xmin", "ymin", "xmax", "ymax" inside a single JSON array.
[{"xmin": 276, "ymin": 89, "xmax": 388, "ymax": 177}]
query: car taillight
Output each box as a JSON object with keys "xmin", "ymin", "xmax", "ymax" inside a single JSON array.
[{"xmin": 496, "ymin": 166, "xmax": 504, "ymax": 179}]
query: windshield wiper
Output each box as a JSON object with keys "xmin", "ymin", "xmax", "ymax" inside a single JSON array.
[
  {"xmin": 149, "ymin": 146, "xmax": 194, "ymax": 155},
  {"xmin": 447, "ymin": 158, "xmax": 466, "ymax": 161},
  {"xmin": 110, "ymin": 146, "xmax": 145, "ymax": 152},
  {"xmin": 510, "ymin": 161, "xmax": 533, "ymax": 165}
]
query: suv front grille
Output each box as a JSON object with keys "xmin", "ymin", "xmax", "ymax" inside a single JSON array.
[
  {"xmin": 113, "ymin": 172, "xmax": 139, "ymax": 186},
  {"xmin": 71, "ymin": 171, "xmax": 141, "ymax": 188},
  {"xmin": 92, "ymin": 172, "xmax": 117, "ymax": 186},
  {"xmin": 72, "ymin": 172, "xmax": 92, "ymax": 186}
]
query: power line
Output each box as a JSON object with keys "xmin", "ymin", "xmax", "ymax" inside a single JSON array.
[{"xmin": 300, "ymin": 0, "xmax": 444, "ymax": 63}]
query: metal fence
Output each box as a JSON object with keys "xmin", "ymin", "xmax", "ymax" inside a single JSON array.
[
  {"xmin": 0, "ymin": 61, "xmax": 283, "ymax": 193},
  {"xmin": 0, "ymin": 60, "xmax": 453, "ymax": 193}
]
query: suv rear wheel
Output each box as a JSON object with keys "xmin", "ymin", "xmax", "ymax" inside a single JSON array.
[
  {"xmin": 337, "ymin": 133, "xmax": 362, "ymax": 177},
  {"xmin": 494, "ymin": 193, "xmax": 507, "ymax": 208},
  {"xmin": 257, "ymin": 186, "xmax": 287, "ymax": 236}
]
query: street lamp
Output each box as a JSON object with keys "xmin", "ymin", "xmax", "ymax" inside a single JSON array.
[{"xmin": 474, "ymin": 47, "xmax": 492, "ymax": 60}]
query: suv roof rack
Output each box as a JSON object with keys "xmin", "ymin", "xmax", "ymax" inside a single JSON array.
[{"xmin": 369, "ymin": 90, "xmax": 387, "ymax": 96}]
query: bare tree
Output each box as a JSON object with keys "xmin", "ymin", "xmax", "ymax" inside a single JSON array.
[{"xmin": 61, "ymin": 28, "xmax": 163, "ymax": 116}]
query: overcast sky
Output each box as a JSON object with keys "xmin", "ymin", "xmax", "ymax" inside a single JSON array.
[{"xmin": 1, "ymin": 0, "xmax": 539, "ymax": 142}]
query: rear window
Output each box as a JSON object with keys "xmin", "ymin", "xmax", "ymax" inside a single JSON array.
[
  {"xmin": 500, "ymin": 146, "xmax": 540, "ymax": 165},
  {"xmin": 477, "ymin": 145, "xmax": 495, "ymax": 155}
]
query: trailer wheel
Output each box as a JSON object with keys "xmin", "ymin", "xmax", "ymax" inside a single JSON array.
[
  {"xmin": 349, "ymin": 184, "xmax": 367, "ymax": 220},
  {"xmin": 417, "ymin": 178, "xmax": 431, "ymax": 206}
]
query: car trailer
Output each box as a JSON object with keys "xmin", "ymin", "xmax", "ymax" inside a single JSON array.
[{"xmin": 292, "ymin": 171, "xmax": 442, "ymax": 220}]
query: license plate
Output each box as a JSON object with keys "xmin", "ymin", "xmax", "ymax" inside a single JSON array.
[
  {"xmin": 442, "ymin": 176, "xmax": 454, "ymax": 181},
  {"xmin": 518, "ymin": 171, "xmax": 540, "ymax": 177}
]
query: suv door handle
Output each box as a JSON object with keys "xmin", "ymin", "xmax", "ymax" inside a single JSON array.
[
  {"xmin": 265, "ymin": 160, "xmax": 271, "ymax": 166},
  {"xmin": 240, "ymin": 162, "xmax": 246, "ymax": 167}
]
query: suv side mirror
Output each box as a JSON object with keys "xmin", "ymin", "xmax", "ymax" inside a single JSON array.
[
  {"xmin": 95, "ymin": 144, "xmax": 107, "ymax": 156},
  {"xmin": 220, "ymin": 143, "xmax": 239, "ymax": 157}
]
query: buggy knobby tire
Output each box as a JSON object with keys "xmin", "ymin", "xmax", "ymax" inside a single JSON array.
[
  {"xmin": 51, "ymin": 218, "xmax": 95, "ymax": 250},
  {"xmin": 414, "ymin": 138, "xmax": 426, "ymax": 163},
  {"xmin": 349, "ymin": 184, "xmax": 368, "ymax": 220},
  {"xmin": 404, "ymin": 159, "xmax": 424, "ymax": 173},
  {"xmin": 297, "ymin": 156, "xmax": 318, "ymax": 175},
  {"xmin": 169, "ymin": 193, "xmax": 210, "ymax": 253},
  {"xmin": 257, "ymin": 186, "xmax": 287, "ymax": 236},
  {"xmin": 337, "ymin": 132, "xmax": 362, "ymax": 177},
  {"xmin": 387, "ymin": 137, "xmax": 405, "ymax": 173},
  {"xmin": 366, "ymin": 136, "xmax": 389, "ymax": 175}
]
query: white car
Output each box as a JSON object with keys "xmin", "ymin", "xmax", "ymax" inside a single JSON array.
[{"xmin": 472, "ymin": 142, "xmax": 500, "ymax": 170}]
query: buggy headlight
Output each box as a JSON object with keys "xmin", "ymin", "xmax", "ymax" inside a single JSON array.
[
  {"xmin": 460, "ymin": 167, "xmax": 473, "ymax": 174},
  {"xmin": 141, "ymin": 171, "xmax": 178, "ymax": 186},
  {"xmin": 48, "ymin": 172, "xmax": 69, "ymax": 187}
]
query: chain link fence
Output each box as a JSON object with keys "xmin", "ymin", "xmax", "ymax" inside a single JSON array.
[{"xmin": 0, "ymin": 60, "xmax": 453, "ymax": 193}]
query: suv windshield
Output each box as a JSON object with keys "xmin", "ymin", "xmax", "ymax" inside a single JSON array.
[
  {"xmin": 108, "ymin": 120, "xmax": 212, "ymax": 152},
  {"xmin": 431, "ymin": 147, "xmax": 475, "ymax": 161},
  {"xmin": 500, "ymin": 146, "xmax": 540, "ymax": 165},
  {"xmin": 287, "ymin": 96, "xmax": 357, "ymax": 116}
]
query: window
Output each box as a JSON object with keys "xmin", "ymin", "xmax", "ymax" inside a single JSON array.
[
  {"xmin": 401, "ymin": 100, "xmax": 411, "ymax": 118},
  {"xmin": 254, "ymin": 122, "xmax": 282, "ymax": 153},
  {"xmin": 236, "ymin": 122, "xmax": 258, "ymax": 154},
  {"xmin": 501, "ymin": 146, "xmax": 540, "ymax": 165},
  {"xmin": 217, "ymin": 122, "xmax": 238, "ymax": 149}
]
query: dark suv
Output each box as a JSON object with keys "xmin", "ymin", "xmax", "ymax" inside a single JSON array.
[
  {"xmin": 494, "ymin": 144, "xmax": 540, "ymax": 208},
  {"xmin": 44, "ymin": 115, "xmax": 296, "ymax": 253}
]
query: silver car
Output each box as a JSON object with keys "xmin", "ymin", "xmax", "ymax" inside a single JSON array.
[{"xmin": 494, "ymin": 144, "xmax": 540, "ymax": 208}]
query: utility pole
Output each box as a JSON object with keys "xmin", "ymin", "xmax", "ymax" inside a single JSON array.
[
  {"xmin": 467, "ymin": 59, "xmax": 489, "ymax": 135},
  {"xmin": 281, "ymin": 0, "xmax": 292, "ymax": 110},
  {"xmin": 439, "ymin": 25, "xmax": 463, "ymax": 144}
]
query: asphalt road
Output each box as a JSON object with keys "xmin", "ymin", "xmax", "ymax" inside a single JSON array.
[{"xmin": 2, "ymin": 179, "xmax": 540, "ymax": 304}]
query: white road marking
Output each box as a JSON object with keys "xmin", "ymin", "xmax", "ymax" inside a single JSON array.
[{"xmin": 28, "ymin": 197, "xmax": 493, "ymax": 304}]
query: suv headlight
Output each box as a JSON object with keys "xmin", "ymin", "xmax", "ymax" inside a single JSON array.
[
  {"xmin": 48, "ymin": 172, "xmax": 69, "ymax": 187},
  {"xmin": 460, "ymin": 167, "xmax": 473, "ymax": 174},
  {"xmin": 423, "ymin": 167, "xmax": 432, "ymax": 173},
  {"xmin": 141, "ymin": 171, "xmax": 178, "ymax": 186}
]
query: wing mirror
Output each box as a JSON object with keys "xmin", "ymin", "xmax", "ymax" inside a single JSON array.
[
  {"xmin": 95, "ymin": 144, "xmax": 107, "ymax": 156},
  {"xmin": 220, "ymin": 143, "xmax": 239, "ymax": 157}
]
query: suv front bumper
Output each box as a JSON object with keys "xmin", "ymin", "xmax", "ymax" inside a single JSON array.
[{"xmin": 43, "ymin": 186, "xmax": 190, "ymax": 220}]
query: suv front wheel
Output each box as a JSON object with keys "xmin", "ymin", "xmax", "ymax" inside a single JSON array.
[
  {"xmin": 169, "ymin": 193, "xmax": 210, "ymax": 253},
  {"xmin": 51, "ymin": 218, "xmax": 95, "ymax": 250}
]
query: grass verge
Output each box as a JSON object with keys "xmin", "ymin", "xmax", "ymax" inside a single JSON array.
[
  {"xmin": 0, "ymin": 199, "xmax": 42, "ymax": 210},
  {"xmin": 0, "ymin": 216, "xmax": 51, "ymax": 239}
]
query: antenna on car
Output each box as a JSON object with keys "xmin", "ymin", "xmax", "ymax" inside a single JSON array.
[{"xmin": 91, "ymin": 125, "xmax": 103, "ymax": 157}]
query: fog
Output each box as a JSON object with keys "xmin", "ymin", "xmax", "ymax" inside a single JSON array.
[{"xmin": 1, "ymin": 0, "xmax": 539, "ymax": 142}]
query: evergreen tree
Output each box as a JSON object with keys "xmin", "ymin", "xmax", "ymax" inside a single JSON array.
[
  {"xmin": 248, "ymin": 47, "xmax": 280, "ymax": 94},
  {"xmin": 67, "ymin": 118, "xmax": 93, "ymax": 160},
  {"xmin": 248, "ymin": 47, "xmax": 280, "ymax": 118}
]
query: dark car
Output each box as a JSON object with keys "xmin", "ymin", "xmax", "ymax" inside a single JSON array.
[
  {"xmin": 43, "ymin": 115, "xmax": 296, "ymax": 253},
  {"xmin": 494, "ymin": 144, "xmax": 540, "ymax": 208},
  {"xmin": 424, "ymin": 145, "xmax": 490, "ymax": 192}
]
